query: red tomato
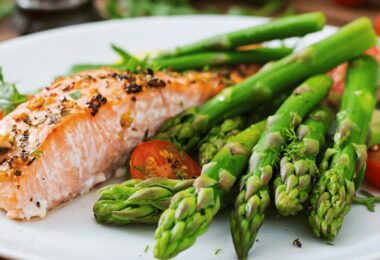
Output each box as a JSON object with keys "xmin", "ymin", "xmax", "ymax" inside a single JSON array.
[
  {"xmin": 366, "ymin": 148, "xmax": 380, "ymax": 189},
  {"xmin": 328, "ymin": 63, "xmax": 347, "ymax": 94},
  {"xmin": 332, "ymin": 0, "xmax": 368, "ymax": 6},
  {"xmin": 365, "ymin": 46, "xmax": 380, "ymax": 63},
  {"xmin": 130, "ymin": 140, "xmax": 201, "ymax": 180},
  {"xmin": 329, "ymin": 46, "xmax": 380, "ymax": 97},
  {"xmin": 375, "ymin": 12, "xmax": 380, "ymax": 36}
]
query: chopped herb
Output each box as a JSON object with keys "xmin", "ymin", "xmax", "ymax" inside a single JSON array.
[
  {"xmin": 144, "ymin": 245, "xmax": 149, "ymax": 253},
  {"xmin": 214, "ymin": 248, "xmax": 222, "ymax": 255},
  {"xmin": 32, "ymin": 149, "xmax": 44, "ymax": 159},
  {"xmin": 292, "ymin": 238, "xmax": 302, "ymax": 248},
  {"xmin": 69, "ymin": 44, "xmax": 152, "ymax": 75},
  {"xmin": 133, "ymin": 165, "xmax": 143, "ymax": 173},
  {"xmin": 326, "ymin": 242, "xmax": 335, "ymax": 246},
  {"xmin": 353, "ymin": 192, "xmax": 380, "ymax": 212},
  {"xmin": 69, "ymin": 91, "xmax": 82, "ymax": 100},
  {"xmin": 0, "ymin": 68, "xmax": 28, "ymax": 115}
]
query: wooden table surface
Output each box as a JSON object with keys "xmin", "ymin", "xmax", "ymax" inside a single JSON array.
[{"xmin": 0, "ymin": 0, "xmax": 379, "ymax": 42}]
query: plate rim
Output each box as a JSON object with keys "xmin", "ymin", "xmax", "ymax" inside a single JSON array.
[{"xmin": 2, "ymin": 15, "xmax": 376, "ymax": 260}]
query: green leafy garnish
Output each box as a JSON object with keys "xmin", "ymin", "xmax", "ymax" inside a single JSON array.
[
  {"xmin": 32, "ymin": 149, "xmax": 44, "ymax": 159},
  {"xmin": 69, "ymin": 44, "xmax": 158, "ymax": 75},
  {"xmin": 133, "ymin": 165, "xmax": 144, "ymax": 173},
  {"xmin": 353, "ymin": 190, "xmax": 380, "ymax": 212},
  {"xmin": 0, "ymin": 68, "xmax": 28, "ymax": 115},
  {"xmin": 69, "ymin": 91, "xmax": 82, "ymax": 100}
]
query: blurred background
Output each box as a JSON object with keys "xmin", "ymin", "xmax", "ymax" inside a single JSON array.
[{"xmin": 0, "ymin": 0, "xmax": 379, "ymax": 42}]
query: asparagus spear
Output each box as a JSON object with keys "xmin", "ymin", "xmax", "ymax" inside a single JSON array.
[
  {"xmin": 368, "ymin": 119, "xmax": 380, "ymax": 147},
  {"xmin": 273, "ymin": 105, "xmax": 334, "ymax": 216},
  {"xmin": 93, "ymin": 178, "xmax": 194, "ymax": 225},
  {"xmin": 308, "ymin": 55, "xmax": 379, "ymax": 240},
  {"xmin": 154, "ymin": 120, "xmax": 266, "ymax": 259},
  {"xmin": 153, "ymin": 47, "xmax": 293, "ymax": 71},
  {"xmin": 198, "ymin": 116, "xmax": 245, "ymax": 165},
  {"xmin": 230, "ymin": 75, "xmax": 332, "ymax": 260},
  {"xmin": 156, "ymin": 17, "xmax": 377, "ymax": 152},
  {"xmin": 158, "ymin": 12, "xmax": 325, "ymax": 58},
  {"xmin": 198, "ymin": 92, "xmax": 289, "ymax": 165},
  {"xmin": 69, "ymin": 45, "xmax": 291, "ymax": 74}
]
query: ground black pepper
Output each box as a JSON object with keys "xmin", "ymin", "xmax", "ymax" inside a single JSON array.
[{"xmin": 87, "ymin": 94, "xmax": 107, "ymax": 116}]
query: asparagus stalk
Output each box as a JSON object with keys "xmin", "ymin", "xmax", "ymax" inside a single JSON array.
[
  {"xmin": 70, "ymin": 45, "xmax": 291, "ymax": 74},
  {"xmin": 154, "ymin": 47, "xmax": 293, "ymax": 71},
  {"xmin": 198, "ymin": 116, "xmax": 245, "ymax": 165},
  {"xmin": 93, "ymin": 178, "xmax": 194, "ymax": 225},
  {"xmin": 308, "ymin": 55, "xmax": 379, "ymax": 240},
  {"xmin": 273, "ymin": 105, "xmax": 334, "ymax": 216},
  {"xmin": 198, "ymin": 92, "xmax": 289, "ymax": 165},
  {"xmin": 155, "ymin": 17, "xmax": 377, "ymax": 152},
  {"xmin": 231, "ymin": 75, "xmax": 332, "ymax": 260},
  {"xmin": 158, "ymin": 12, "xmax": 325, "ymax": 58},
  {"xmin": 154, "ymin": 120, "xmax": 266, "ymax": 259},
  {"xmin": 367, "ymin": 109, "xmax": 380, "ymax": 147}
]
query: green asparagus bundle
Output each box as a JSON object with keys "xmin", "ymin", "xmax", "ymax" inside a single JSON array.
[
  {"xmin": 153, "ymin": 47, "xmax": 293, "ymax": 71},
  {"xmin": 158, "ymin": 12, "xmax": 325, "ymax": 58},
  {"xmin": 155, "ymin": 17, "xmax": 377, "ymax": 152},
  {"xmin": 273, "ymin": 105, "xmax": 334, "ymax": 216},
  {"xmin": 308, "ymin": 55, "xmax": 379, "ymax": 240},
  {"xmin": 154, "ymin": 120, "xmax": 266, "ymax": 259},
  {"xmin": 231, "ymin": 75, "xmax": 332, "ymax": 260},
  {"xmin": 93, "ymin": 178, "xmax": 194, "ymax": 225}
]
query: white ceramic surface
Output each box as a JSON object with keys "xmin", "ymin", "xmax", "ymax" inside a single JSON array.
[{"xmin": 0, "ymin": 15, "xmax": 378, "ymax": 260}]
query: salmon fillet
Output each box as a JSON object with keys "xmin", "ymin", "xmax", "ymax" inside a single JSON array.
[{"xmin": 0, "ymin": 68, "xmax": 230, "ymax": 220}]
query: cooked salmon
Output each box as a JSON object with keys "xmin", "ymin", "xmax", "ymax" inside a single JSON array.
[{"xmin": 0, "ymin": 67, "xmax": 256, "ymax": 220}]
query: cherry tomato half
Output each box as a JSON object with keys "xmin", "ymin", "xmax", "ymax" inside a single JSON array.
[
  {"xmin": 130, "ymin": 140, "xmax": 201, "ymax": 180},
  {"xmin": 365, "ymin": 148, "xmax": 380, "ymax": 189}
]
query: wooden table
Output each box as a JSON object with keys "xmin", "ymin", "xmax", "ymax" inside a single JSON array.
[{"xmin": 0, "ymin": 0, "xmax": 379, "ymax": 42}]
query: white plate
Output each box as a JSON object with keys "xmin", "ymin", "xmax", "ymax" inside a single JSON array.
[{"xmin": 0, "ymin": 15, "xmax": 378, "ymax": 260}]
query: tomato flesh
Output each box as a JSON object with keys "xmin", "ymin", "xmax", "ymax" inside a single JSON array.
[
  {"xmin": 332, "ymin": 0, "xmax": 368, "ymax": 6},
  {"xmin": 329, "ymin": 46, "xmax": 380, "ymax": 98},
  {"xmin": 130, "ymin": 140, "xmax": 200, "ymax": 180},
  {"xmin": 365, "ymin": 149, "xmax": 380, "ymax": 189},
  {"xmin": 375, "ymin": 12, "xmax": 380, "ymax": 36}
]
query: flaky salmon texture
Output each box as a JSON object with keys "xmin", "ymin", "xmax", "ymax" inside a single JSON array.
[{"xmin": 0, "ymin": 67, "xmax": 240, "ymax": 220}]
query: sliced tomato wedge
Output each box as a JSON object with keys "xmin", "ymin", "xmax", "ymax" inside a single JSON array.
[
  {"xmin": 365, "ymin": 148, "xmax": 380, "ymax": 189},
  {"xmin": 130, "ymin": 140, "xmax": 201, "ymax": 180}
]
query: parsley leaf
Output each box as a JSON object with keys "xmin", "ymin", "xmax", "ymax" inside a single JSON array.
[
  {"xmin": 69, "ymin": 44, "xmax": 157, "ymax": 75},
  {"xmin": 69, "ymin": 91, "xmax": 82, "ymax": 100},
  {"xmin": 0, "ymin": 68, "xmax": 27, "ymax": 115}
]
